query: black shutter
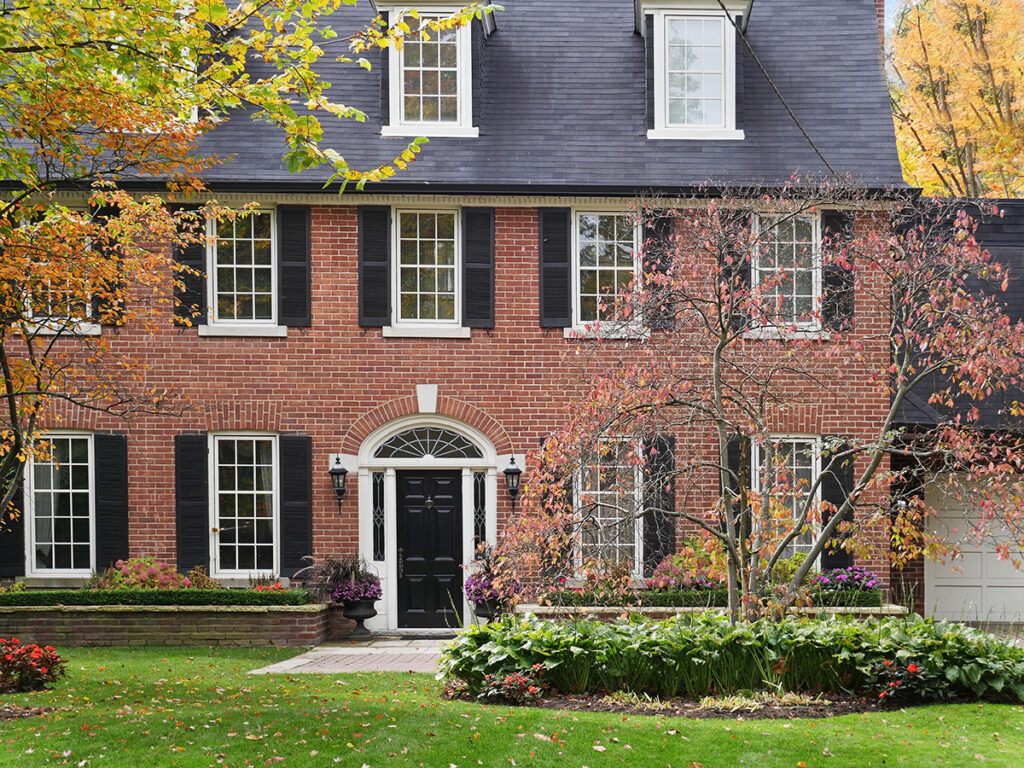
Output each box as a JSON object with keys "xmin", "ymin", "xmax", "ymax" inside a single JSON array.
[
  {"xmin": 279, "ymin": 435, "xmax": 313, "ymax": 578},
  {"xmin": 723, "ymin": 435, "xmax": 751, "ymax": 538},
  {"xmin": 175, "ymin": 434, "xmax": 209, "ymax": 573},
  {"xmin": 471, "ymin": 17, "xmax": 486, "ymax": 129},
  {"xmin": 538, "ymin": 436, "xmax": 574, "ymax": 579},
  {"xmin": 539, "ymin": 208, "xmax": 572, "ymax": 328},
  {"xmin": 821, "ymin": 210, "xmax": 855, "ymax": 332},
  {"xmin": 642, "ymin": 435, "xmax": 676, "ymax": 576},
  {"xmin": 643, "ymin": 211, "xmax": 676, "ymax": 330},
  {"xmin": 90, "ymin": 206, "xmax": 126, "ymax": 326},
  {"xmin": 172, "ymin": 205, "xmax": 207, "ymax": 326},
  {"xmin": 358, "ymin": 206, "xmax": 391, "ymax": 327},
  {"xmin": 277, "ymin": 205, "xmax": 312, "ymax": 327},
  {"xmin": 645, "ymin": 14, "xmax": 655, "ymax": 129},
  {"xmin": 462, "ymin": 207, "xmax": 495, "ymax": 328},
  {"xmin": 94, "ymin": 433, "xmax": 129, "ymax": 571},
  {"xmin": 379, "ymin": 11, "xmax": 390, "ymax": 126},
  {"xmin": 820, "ymin": 439, "xmax": 855, "ymax": 569},
  {"xmin": 734, "ymin": 19, "xmax": 746, "ymax": 131},
  {"xmin": 723, "ymin": 210, "xmax": 752, "ymax": 331},
  {"xmin": 0, "ymin": 481, "xmax": 24, "ymax": 578}
]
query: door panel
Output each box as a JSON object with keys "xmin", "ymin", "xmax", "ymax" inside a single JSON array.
[
  {"xmin": 397, "ymin": 471, "xmax": 463, "ymax": 629},
  {"xmin": 925, "ymin": 477, "xmax": 1024, "ymax": 622}
]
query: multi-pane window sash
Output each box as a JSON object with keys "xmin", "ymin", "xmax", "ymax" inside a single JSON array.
[
  {"xmin": 576, "ymin": 213, "xmax": 639, "ymax": 324},
  {"xmin": 400, "ymin": 13, "xmax": 460, "ymax": 124},
  {"xmin": 753, "ymin": 437, "xmax": 820, "ymax": 558},
  {"xmin": 396, "ymin": 211, "xmax": 459, "ymax": 323},
  {"xmin": 577, "ymin": 440, "xmax": 643, "ymax": 573},
  {"xmin": 753, "ymin": 215, "xmax": 822, "ymax": 328},
  {"xmin": 211, "ymin": 212, "xmax": 275, "ymax": 323},
  {"xmin": 214, "ymin": 436, "xmax": 276, "ymax": 574},
  {"xmin": 665, "ymin": 16, "xmax": 727, "ymax": 128},
  {"xmin": 30, "ymin": 434, "xmax": 93, "ymax": 573}
]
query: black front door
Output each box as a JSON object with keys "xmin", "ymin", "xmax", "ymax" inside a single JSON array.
[{"xmin": 396, "ymin": 471, "xmax": 463, "ymax": 629}]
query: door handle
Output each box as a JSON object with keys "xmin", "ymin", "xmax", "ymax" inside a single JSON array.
[{"xmin": 398, "ymin": 548, "xmax": 405, "ymax": 578}]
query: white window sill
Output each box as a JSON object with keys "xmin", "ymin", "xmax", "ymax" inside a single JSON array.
[
  {"xmin": 743, "ymin": 326, "xmax": 831, "ymax": 341},
  {"xmin": 198, "ymin": 324, "xmax": 288, "ymax": 338},
  {"xmin": 20, "ymin": 575, "xmax": 93, "ymax": 588},
  {"xmin": 29, "ymin": 322, "xmax": 102, "ymax": 337},
  {"xmin": 564, "ymin": 325, "xmax": 649, "ymax": 341},
  {"xmin": 382, "ymin": 324, "xmax": 472, "ymax": 339},
  {"xmin": 647, "ymin": 128, "xmax": 746, "ymax": 141},
  {"xmin": 382, "ymin": 124, "xmax": 480, "ymax": 139},
  {"xmin": 212, "ymin": 576, "xmax": 289, "ymax": 588}
]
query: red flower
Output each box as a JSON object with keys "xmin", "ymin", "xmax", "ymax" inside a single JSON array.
[
  {"xmin": 883, "ymin": 660, "xmax": 892, "ymax": 667},
  {"xmin": 907, "ymin": 663, "xmax": 920, "ymax": 675}
]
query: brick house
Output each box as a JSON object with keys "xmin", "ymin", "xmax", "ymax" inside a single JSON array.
[{"xmin": 0, "ymin": 0, "xmax": 914, "ymax": 632}]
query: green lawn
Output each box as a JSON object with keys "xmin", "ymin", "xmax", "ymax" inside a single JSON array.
[{"xmin": 1, "ymin": 647, "xmax": 1023, "ymax": 767}]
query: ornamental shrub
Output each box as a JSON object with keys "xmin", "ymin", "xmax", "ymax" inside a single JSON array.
[
  {"xmin": 93, "ymin": 557, "xmax": 190, "ymax": 590},
  {"xmin": 439, "ymin": 614, "xmax": 1024, "ymax": 704},
  {"xmin": 0, "ymin": 638, "xmax": 64, "ymax": 693}
]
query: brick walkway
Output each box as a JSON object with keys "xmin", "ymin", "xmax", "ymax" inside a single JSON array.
[{"xmin": 250, "ymin": 638, "xmax": 448, "ymax": 675}]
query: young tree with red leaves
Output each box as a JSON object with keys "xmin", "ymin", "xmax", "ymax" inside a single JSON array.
[{"xmin": 499, "ymin": 182, "xmax": 1024, "ymax": 621}]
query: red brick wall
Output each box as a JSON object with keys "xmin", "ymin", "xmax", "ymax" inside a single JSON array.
[
  {"xmin": 0, "ymin": 605, "xmax": 333, "ymax": 647},
  {"xmin": 41, "ymin": 203, "xmax": 895, "ymax": 592}
]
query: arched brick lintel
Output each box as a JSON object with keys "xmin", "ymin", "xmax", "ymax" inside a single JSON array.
[{"xmin": 342, "ymin": 395, "xmax": 513, "ymax": 456}]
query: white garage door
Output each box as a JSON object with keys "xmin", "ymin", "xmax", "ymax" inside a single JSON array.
[{"xmin": 925, "ymin": 477, "xmax": 1024, "ymax": 622}]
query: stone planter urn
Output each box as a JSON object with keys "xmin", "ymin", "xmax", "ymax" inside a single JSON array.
[
  {"xmin": 472, "ymin": 598, "xmax": 502, "ymax": 621},
  {"xmin": 341, "ymin": 599, "xmax": 378, "ymax": 639}
]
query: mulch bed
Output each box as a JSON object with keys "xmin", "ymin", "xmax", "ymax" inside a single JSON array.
[
  {"xmin": 0, "ymin": 704, "xmax": 52, "ymax": 721},
  {"xmin": 537, "ymin": 693, "xmax": 884, "ymax": 720}
]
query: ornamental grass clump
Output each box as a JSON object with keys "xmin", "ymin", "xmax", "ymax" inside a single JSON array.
[
  {"xmin": 439, "ymin": 614, "xmax": 1024, "ymax": 705},
  {"xmin": 0, "ymin": 638, "xmax": 64, "ymax": 693}
]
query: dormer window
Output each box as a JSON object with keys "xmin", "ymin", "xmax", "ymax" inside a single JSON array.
[
  {"xmin": 381, "ymin": 7, "xmax": 478, "ymax": 138},
  {"xmin": 644, "ymin": 4, "xmax": 746, "ymax": 141}
]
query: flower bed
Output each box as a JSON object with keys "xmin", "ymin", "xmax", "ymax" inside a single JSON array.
[
  {"xmin": 538, "ymin": 586, "xmax": 882, "ymax": 609},
  {"xmin": 440, "ymin": 614, "xmax": 1024, "ymax": 704},
  {"xmin": 0, "ymin": 589, "xmax": 314, "ymax": 607}
]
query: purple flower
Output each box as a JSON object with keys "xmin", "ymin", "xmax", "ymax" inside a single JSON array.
[{"xmin": 332, "ymin": 576, "xmax": 382, "ymax": 603}]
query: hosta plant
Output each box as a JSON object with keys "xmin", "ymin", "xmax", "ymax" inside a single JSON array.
[{"xmin": 439, "ymin": 613, "xmax": 1024, "ymax": 704}]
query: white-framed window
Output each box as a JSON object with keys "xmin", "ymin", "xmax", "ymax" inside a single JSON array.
[
  {"xmin": 575, "ymin": 439, "xmax": 644, "ymax": 575},
  {"xmin": 381, "ymin": 7, "xmax": 477, "ymax": 138},
  {"xmin": 393, "ymin": 209, "xmax": 461, "ymax": 326},
  {"xmin": 647, "ymin": 7, "xmax": 744, "ymax": 141},
  {"xmin": 25, "ymin": 432, "xmax": 95, "ymax": 576},
  {"xmin": 22, "ymin": 208, "xmax": 101, "ymax": 336},
  {"xmin": 207, "ymin": 211, "xmax": 277, "ymax": 326},
  {"xmin": 210, "ymin": 434, "xmax": 279, "ymax": 577},
  {"xmin": 752, "ymin": 214, "xmax": 822, "ymax": 329},
  {"xmin": 572, "ymin": 211, "xmax": 640, "ymax": 327},
  {"xmin": 751, "ymin": 435, "xmax": 821, "ymax": 559}
]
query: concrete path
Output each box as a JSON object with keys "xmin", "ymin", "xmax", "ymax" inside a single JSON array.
[{"xmin": 251, "ymin": 638, "xmax": 448, "ymax": 675}]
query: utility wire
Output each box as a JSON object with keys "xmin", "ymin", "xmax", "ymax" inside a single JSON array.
[{"xmin": 716, "ymin": 0, "xmax": 839, "ymax": 178}]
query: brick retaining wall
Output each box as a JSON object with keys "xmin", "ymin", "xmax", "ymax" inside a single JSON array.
[{"xmin": 0, "ymin": 604, "xmax": 353, "ymax": 647}]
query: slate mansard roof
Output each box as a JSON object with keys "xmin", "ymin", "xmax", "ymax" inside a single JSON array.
[{"xmin": 197, "ymin": 0, "xmax": 905, "ymax": 193}]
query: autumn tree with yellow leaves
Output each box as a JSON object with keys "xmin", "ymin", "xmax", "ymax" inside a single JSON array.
[
  {"xmin": 890, "ymin": 0, "xmax": 1024, "ymax": 198},
  {"xmin": 0, "ymin": 1, "xmax": 496, "ymax": 528}
]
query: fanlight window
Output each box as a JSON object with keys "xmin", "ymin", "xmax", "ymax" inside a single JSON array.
[{"xmin": 374, "ymin": 427, "xmax": 483, "ymax": 460}]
